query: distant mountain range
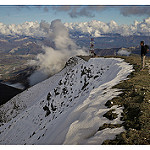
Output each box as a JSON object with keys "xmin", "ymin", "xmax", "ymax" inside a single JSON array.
[
  {"xmin": 0, "ymin": 33, "xmax": 150, "ymax": 96},
  {"xmin": 73, "ymin": 34, "xmax": 150, "ymax": 50},
  {"xmin": 0, "ymin": 34, "xmax": 55, "ymax": 55},
  {"xmin": 1, "ymin": 33, "xmax": 150, "ymax": 55}
]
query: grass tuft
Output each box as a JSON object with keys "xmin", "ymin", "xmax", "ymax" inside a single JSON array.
[{"xmin": 102, "ymin": 54, "xmax": 150, "ymax": 144}]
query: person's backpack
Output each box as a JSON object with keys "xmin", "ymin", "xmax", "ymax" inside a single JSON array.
[{"xmin": 145, "ymin": 45, "xmax": 149, "ymax": 54}]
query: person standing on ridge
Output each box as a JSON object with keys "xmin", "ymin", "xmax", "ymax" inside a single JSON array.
[{"xmin": 140, "ymin": 41, "xmax": 147, "ymax": 70}]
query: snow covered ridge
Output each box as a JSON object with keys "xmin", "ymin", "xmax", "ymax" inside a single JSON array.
[
  {"xmin": 0, "ymin": 57, "xmax": 84, "ymax": 123},
  {"xmin": 0, "ymin": 57, "xmax": 133, "ymax": 145}
]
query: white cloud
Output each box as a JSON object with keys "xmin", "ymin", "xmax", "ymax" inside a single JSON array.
[
  {"xmin": 0, "ymin": 21, "xmax": 46, "ymax": 37},
  {"xmin": 117, "ymin": 48, "xmax": 131, "ymax": 56},
  {"xmin": 1, "ymin": 17, "xmax": 150, "ymax": 37},
  {"xmin": 28, "ymin": 19, "xmax": 87, "ymax": 86},
  {"xmin": 64, "ymin": 17, "xmax": 150, "ymax": 37}
]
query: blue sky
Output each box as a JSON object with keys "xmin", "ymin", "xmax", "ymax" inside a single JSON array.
[{"xmin": 0, "ymin": 5, "xmax": 149, "ymax": 25}]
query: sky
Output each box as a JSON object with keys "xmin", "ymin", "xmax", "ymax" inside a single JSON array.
[{"xmin": 0, "ymin": 5, "xmax": 150, "ymax": 25}]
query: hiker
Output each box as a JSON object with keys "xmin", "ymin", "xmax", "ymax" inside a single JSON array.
[{"xmin": 140, "ymin": 41, "xmax": 147, "ymax": 70}]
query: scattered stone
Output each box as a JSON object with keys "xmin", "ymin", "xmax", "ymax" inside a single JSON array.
[
  {"xmin": 43, "ymin": 105, "xmax": 51, "ymax": 117},
  {"xmin": 103, "ymin": 109, "xmax": 118, "ymax": 120}
]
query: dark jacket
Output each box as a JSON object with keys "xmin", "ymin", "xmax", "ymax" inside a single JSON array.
[{"xmin": 141, "ymin": 45, "xmax": 147, "ymax": 56}]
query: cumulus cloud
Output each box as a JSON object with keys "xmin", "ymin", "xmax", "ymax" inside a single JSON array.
[
  {"xmin": 53, "ymin": 5, "xmax": 106, "ymax": 18},
  {"xmin": 44, "ymin": 7, "xmax": 49, "ymax": 12},
  {"xmin": 69, "ymin": 7, "xmax": 95, "ymax": 18},
  {"xmin": 64, "ymin": 20, "xmax": 119, "ymax": 37},
  {"xmin": 1, "ymin": 17, "xmax": 150, "ymax": 37},
  {"xmin": 28, "ymin": 19, "xmax": 87, "ymax": 86},
  {"xmin": 50, "ymin": 19, "xmax": 77, "ymax": 50},
  {"xmin": 117, "ymin": 48, "xmax": 131, "ymax": 56},
  {"xmin": 14, "ymin": 6, "xmax": 150, "ymax": 19},
  {"xmin": 52, "ymin": 5, "xmax": 72, "ymax": 12},
  {"xmin": 64, "ymin": 17, "xmax": 150, "ymax": 37},
  {"xmin": 120, "ymin": 6, "xmax": 150, "ymax": 17},
  {"xmin": 0, "ymin": 21, "xmax": 45, "ymax": 37}
]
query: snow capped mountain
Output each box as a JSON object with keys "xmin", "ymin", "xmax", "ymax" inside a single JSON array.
[
  {"xmin": 1, "ymin": 17, "xmax": 150, "ymax": 37},
  {"xmin": 0, "ymin": 56, "xmax": 133, "ymax": 145},
  {"xmin": 65, "ymin": 17, "xmax": 150, "ymax": 37}
]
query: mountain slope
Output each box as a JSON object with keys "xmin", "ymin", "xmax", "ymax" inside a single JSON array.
[{"xmin": 0, "ymin": 57, "xmax": 133, "ymax": 145}]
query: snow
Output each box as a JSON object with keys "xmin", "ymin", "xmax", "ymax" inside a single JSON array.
[
  {"xmin": 0, "ymin": 57, "xmax": 85, "ymax": 122},
  {"xmin": 0, "ymin": 57, "xmax": 133, "ymax": 145},
  {"xmin": 84, "ymin": 127, "xmax": 124, "ymax": 145},
  {"xmin": 65, "ymin": 17, "xmax": 150, "ymax": 37},
  {"xmin": 2, "ymin": 17, "xmax": 150, "ymax": 37}
]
